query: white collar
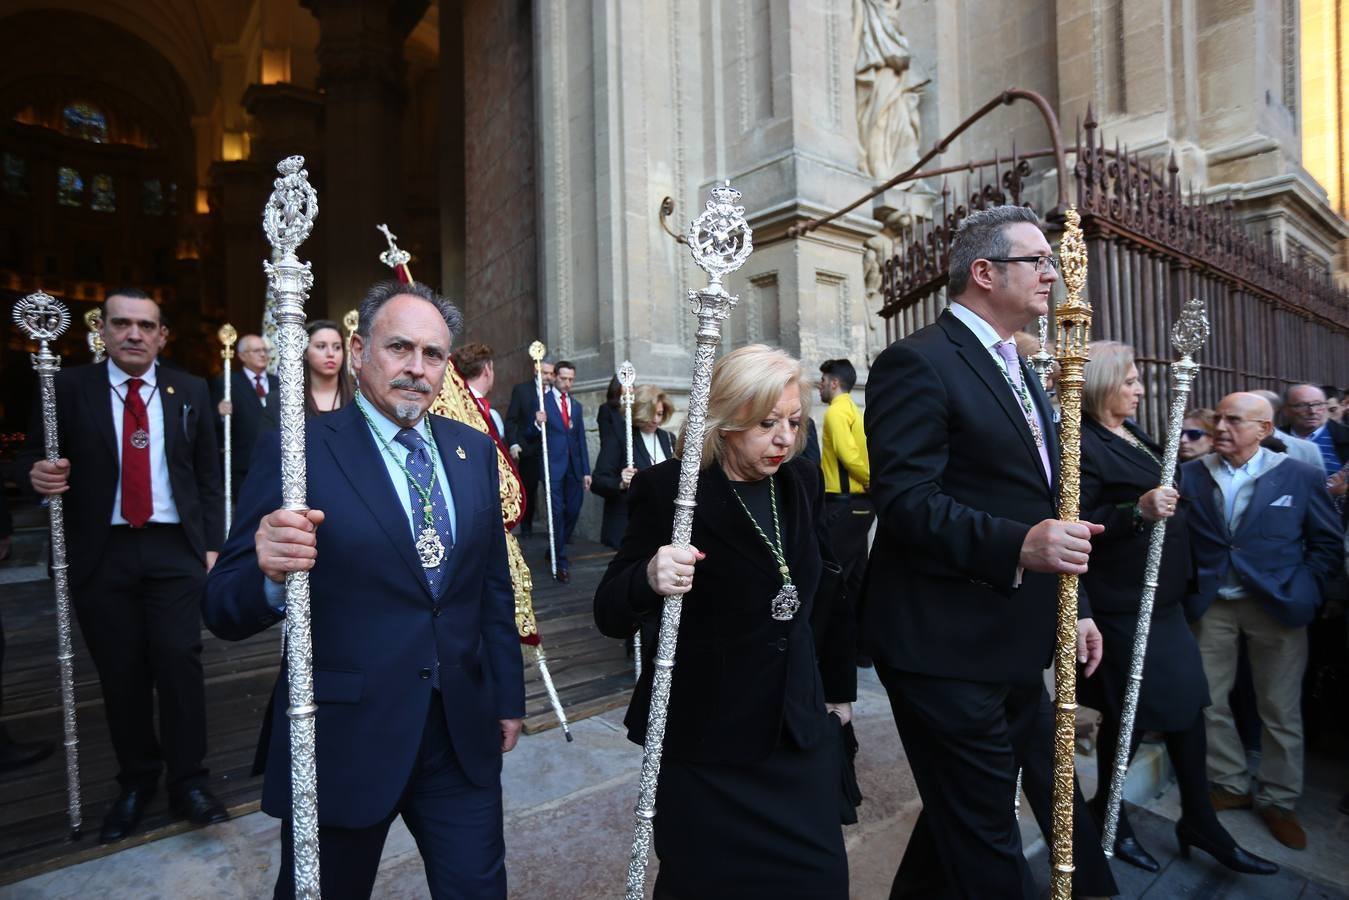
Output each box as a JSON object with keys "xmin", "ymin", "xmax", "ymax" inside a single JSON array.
[
  {"xmin": 1219, "ymin": 446, "xmax": 1266, "ymax": 476},
  {"xmin": 243, "ymin": 365, "xmax": 267, "ymax": 380},
  {"xmin": 108, "ymin": 358, "xmax": 157, "ymax": 388},
  {"xmin": 948, "ymin": 302, "xmax": 1008, "ymax": 352}
]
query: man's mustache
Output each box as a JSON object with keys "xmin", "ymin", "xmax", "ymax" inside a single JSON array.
[{"xmin": 389, "ymin": 377, "xmax": 433, "ymax": 394}]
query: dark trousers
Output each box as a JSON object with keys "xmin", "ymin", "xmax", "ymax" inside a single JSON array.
[
  {"xmin": 274, "ymin": 696, "xmax": 505, "ymax": 900},
  {"xmin": 876, "ymin": 665, "xmax": 1116, "ymax": 900},
  {"xmin": 518, "ymin": 456, "xmax": 540, "ymax": 535},
  {"xmin": 1092, "ymin": 709, "xmax": 1231, "ymax": 850},
  {"xmin": 73, "ymin": 525, "xmax": 208, "ymax": 791},
  {"xmin": 549, "ymin": 470, "xmax": 584, "ymax": 571},
  {"xmin": 822, "ymin": 495, "xmax": 873, "ymax": 599}
]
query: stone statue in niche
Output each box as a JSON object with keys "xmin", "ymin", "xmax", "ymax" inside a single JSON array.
[{"xmin": 853, "ymin": 0, "xmax": 928, "ymax": 182}]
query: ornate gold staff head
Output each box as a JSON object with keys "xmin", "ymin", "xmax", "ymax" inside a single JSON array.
[
  {"xmin": 529, "ymin": 340, "xmax": 546, "ymax": 364},
  {"xmin": 83, "ymin": 307, "xmax": 105, "ymax": 362},
  {"xmin": 218, "ymin": 323, "xmax": 238, "ymax": 361},
  {"xmin": 342, "ymin": 308, "xmax": 358, "ymax": 335}
]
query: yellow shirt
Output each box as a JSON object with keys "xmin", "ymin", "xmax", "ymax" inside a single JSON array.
[{"xmin": 821, "ymin": 393, "xmax": 869, "ymax": 494}]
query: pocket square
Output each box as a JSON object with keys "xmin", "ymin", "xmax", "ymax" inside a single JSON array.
[{"xmin": 1269, "ymin": 494, "xmax": 1294, "ymax": 507}]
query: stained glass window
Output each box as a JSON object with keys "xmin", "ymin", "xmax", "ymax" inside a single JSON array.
[
  {"xmin": 2, "ymin": 153, "xmax": 27, "ymax": 196},
  {"xmin": 57, "ymin": 166, "xmax": 83, "ymax": 207},
  {"xmin": 142, "ymin": 178, "xmax": 164, "ymax": 215},
  {"xmin": 91, "ymin": 174, "xmax": 116, "ymax": 212},
  {"xmin": 62, "ymin": 103, "xmax": 107, "ymax": 143}
]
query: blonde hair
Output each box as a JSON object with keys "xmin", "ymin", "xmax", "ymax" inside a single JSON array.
[
  {"xmin": 676, "ymin": 344, "xmax": 812, "ymax": 469},
  {"xmin": 633, "ymin": 384, "xmax": 672, "ymax": 429},
  {"xmin": 1083, "ymin": 340, "xmax": 1136, "ymax": 421}
]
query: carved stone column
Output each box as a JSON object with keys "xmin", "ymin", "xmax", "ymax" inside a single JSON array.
[{"xmin": 301, "ymin": 0, "xmax": 428, "ymax": 316}]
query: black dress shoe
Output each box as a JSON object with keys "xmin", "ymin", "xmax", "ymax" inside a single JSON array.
[
  {"xmin": 555, "ymin": 569, "xmax": 570, "ymax": 583},
  {"xmin": 1112, "ymin": 835, "xmax": 1160, "ymax": 872},
  {"xmin": 0, "ymin": 738, "xmax": 54, "ymax": 773},
  {"xmin": 171, "ymin": 786, "xmax": 230, "ymax": 826},
  {"xmin": 1176, "ymin": 819, "xmax": 1278, "ymax": 875},
  {"xmin": 100, "ymin": 784, "xmax": 157, "ymax": 843}
]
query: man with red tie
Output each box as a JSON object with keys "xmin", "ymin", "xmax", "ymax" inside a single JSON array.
[
  {"xmin": 453, "ymin": 342, "xmax": 506, "ymax": 444},
  {"xmin": 537, "ymin": 360, "xmax": 590, "ymax": 581},
  {"xmin": 24, "ymin": 288, "xmax": 227, "ymax": 843}
]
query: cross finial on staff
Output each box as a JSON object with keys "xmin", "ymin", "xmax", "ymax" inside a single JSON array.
[{"xmin": 376, "ymin": 223, "xmax": 398, "ymax": 248}]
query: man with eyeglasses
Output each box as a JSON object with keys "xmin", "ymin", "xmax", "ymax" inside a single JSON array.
[
  {"xmin": 1250, "ymin": 390, "xmax": 1325, "ymax": 473},
  {"xmin": 211, "ymin": 333, "xmax": 278, "ymax": 499},
  {"xmin": 1285, "ymin": 384, "xmax": 1349, "ymax": 480},
  {"xmin": 864, "ymin": 205, "xmax": 1115, "ymax": 898},
  {"xmin": 1179, "ymin": 392, "xmax": 1341, "ymax": 850}
]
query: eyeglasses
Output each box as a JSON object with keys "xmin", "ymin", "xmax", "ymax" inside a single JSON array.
[
  {"xmin": 1180, "ymin": 428, "xmax": 1207, "ymax": 441},
  {"xmin": 1287, "ymin": 401, "xmax": 1328, "ymax": 413},
  {"xmin": 1216, "ymin": 415, "xmax": 1271, "ymax": 427},
  {"xmin": 984, "ymin": 255, "xmax": 1060, "ymax": 274}
]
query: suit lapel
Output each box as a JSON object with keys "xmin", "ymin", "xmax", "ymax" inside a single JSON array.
[
  {"xmin": 86, "ymin": 362, "xmax": 118, "ymax": 460},
  {"xmin": 429, "ymin": 416, "xmax": 477, "ymax": 601},
  {"xmin": 940, "ymin": 312, "xmax": 1047, "ymax": 485},
  {"xmin": 323, "ymin": 406, "xmax": 432, "ymax": 599},
  {"xmin": 632, "ymin": 427, "xmax": 652, "ymax": 469},
  {"xmin": 157, "ymin": 364, "xmax": 183, "ymax": 459}
]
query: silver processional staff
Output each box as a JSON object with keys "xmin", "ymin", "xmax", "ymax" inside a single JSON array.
[
  {"xmin": 13, "ymin": 291, "xmax": 83, "ymax": 837},
  {"xmin": 625, "ymin": 182, "xmax": 754, "ymax": 900},
  {"xmin": 1101, "ymin": 298, "xmax": 1210, "ymax": 854},
  {"xmin": 262, "ymin": 155, "xmax": 322, "ymax": 899},
  {"xmin": 616, "ymin": 359, "xmax": 639, "ymax": 681}
]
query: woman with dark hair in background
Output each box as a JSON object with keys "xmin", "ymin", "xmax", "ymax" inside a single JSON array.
[
  {"xmin": 303, "ymin": 319, "xmax": 354, "ymax": 416},
  {"xmin": 597, "ymin": 373, "xmax": 623, "ymax": 449},
  {"xmin": 1079, "ymin": 341, "xmax": 1275, "ymax": 876}
]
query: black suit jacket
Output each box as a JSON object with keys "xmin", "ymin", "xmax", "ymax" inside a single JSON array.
[
  {"xmin": 1079, "ymin": 417, "xmax": 1191, "ymax": 614},
  {"xmin": 504, "ymin": 380, "xmax": 542, "ymax": 459},
  {"xmin": 590, "ymin": 424, "xmax": 674, "ymax": 548},
  {"xmin": 20, "ymin": 361, "xmax": 224, "ymax": 586},
  {"xmin": 594, "ymin": 457, "xmax": 853, "ymax": 764},
  {"xmin": 211, "ymin": 369, "xmax": 278, "ymax": 482},
  {"xmin": 861, "ymin": 308, "xmax": 1086, "ymax": 685}
]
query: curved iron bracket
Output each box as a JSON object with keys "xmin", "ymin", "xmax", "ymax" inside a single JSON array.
[
  {"xmin": 658, "ymin": 197, "xmax": 687, "ymax": 245},
  {"xmin": 788, "ymin": 88, "xmax": 1068, "ymax": 238}
]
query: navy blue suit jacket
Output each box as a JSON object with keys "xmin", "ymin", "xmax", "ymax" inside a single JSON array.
[
  {"xmin": 203, "ymin": 403, "xmax": 525, "ymax": 828},
  {"xmin": 542, "ymin": 389, "xmax": 590, "ymax": 481},
  {"xmin": 1180, "ymin": 452, "xmax": 1341, "ymax": 627}
]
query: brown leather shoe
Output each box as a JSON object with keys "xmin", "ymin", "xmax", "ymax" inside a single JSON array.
[
  {"xmin": 1209, "ymin": 787, "xmax": 1253, "ymax": 811},
  {"xmin": 1258, "ymin": 807, "xmax": 1307, "ymax": 850}
]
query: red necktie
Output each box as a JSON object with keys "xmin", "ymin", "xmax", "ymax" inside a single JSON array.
[
  {"xmin": 254, "ymin": 373, "xmax": 266, "ymax": 399},
  {"xmin": 121, "ymin": 377, "xmax": 152, "ymax": 527},
  {"xmin": 477, "ymin": 397, "xmax": 500, "ymax": 442},
  {"xmin": 559, "ymin": 393, "xmax": 570, "ymax": 430}
]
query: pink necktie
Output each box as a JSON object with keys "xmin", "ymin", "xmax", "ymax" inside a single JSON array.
[{"xmin": 995, "ymin": 341, "xmax": 1052, "ymax": 484}]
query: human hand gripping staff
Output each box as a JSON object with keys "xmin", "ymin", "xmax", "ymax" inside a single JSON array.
[
  {"xmin": 12, "ymin": 291, "xmax": 82, "ymax": 838},
  {"xmin": 623, "ymin": 182, "xmax": 754, "ymax": 900}
]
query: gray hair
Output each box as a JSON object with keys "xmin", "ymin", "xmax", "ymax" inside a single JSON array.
[
  {"xmin": 356, "ymin": 280, "xmax": 463, "ymax": 343},
  {"xmin": 1082, "ymin": 340, "xmax": 1135, "ymax": 421},
  {"xmin": 947, "ymin": 206, "xmax": 1043, "ymax": 297}
]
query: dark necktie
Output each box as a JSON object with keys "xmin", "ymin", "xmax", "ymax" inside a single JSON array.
[
  {"xmin": 121, "ymin": 377, "xmax": 152, "ymax": 527},
  {"xmin": 393, "ymin": 427, "xmax": 454, "ymax": 595}
]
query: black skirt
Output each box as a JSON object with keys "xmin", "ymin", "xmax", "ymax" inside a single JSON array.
[
  {"xmin": 652, "ymin": 729, "xmax": 848, "ymax": 900},
  {"xmin": 1079, "ymin": 602, "xmax": 1210, "ymax": 733}
]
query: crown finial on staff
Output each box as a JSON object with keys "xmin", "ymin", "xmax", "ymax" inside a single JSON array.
[
  {"xmin": 617, "ymin": 360, "xmax": 636, "ymax": 389},
  {"xmin": 686, "ymin": 181, "xmax": 754, "ymax": 286}
]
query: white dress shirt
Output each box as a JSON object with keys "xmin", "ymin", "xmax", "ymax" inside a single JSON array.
[
  {"xmin": 108, "ymin": 359, "xmax": 180, "ymax": 525},
  {"xmin": 470, "ymin": 386, "xmax": 505, "ymax": 437},
  {"xmin": 244, "ymin": 365, "xmax": 270, "ymax": 405},
  {"xmin": 641, "ymin": 430, "xmax": 667, "ymax": 465}
]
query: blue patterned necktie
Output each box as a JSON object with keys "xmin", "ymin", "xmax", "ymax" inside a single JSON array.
[{"xmin": 394, "ymin": 427, "xmax": 454, "ymax": 594}]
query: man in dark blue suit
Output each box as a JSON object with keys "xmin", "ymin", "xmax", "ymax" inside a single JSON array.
[
  {"xmin": 204, "ymin": 281, "xmax": 525, "ymax": 899},
  {"xmin": 537, "ymin": 359, "xmax": 590, "ymax": 582},
  {"xmin": 1180, "ymin": 391, "xmax": 1340, "ymax": 851}
]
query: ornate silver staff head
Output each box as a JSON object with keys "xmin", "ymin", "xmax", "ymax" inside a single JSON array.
[
  {"xmin": 1170, "ymin": 298, "xmax": 1209, "ymax": 361},
  {"xmin": 14, "ymin": 291, "xmax": 72, "ymax": 363},
  {"xmin": 376, "ymin": 223, "xmax": 412, "ymax": 272},
  {"xmin": 686, "ymin": 181, "xmax": 754, "ymax": 288},
  {"xmin": 617, "ymin": 359, "xmax": 635, "ymax": 397},
  {"xmin": 264, "ymin": 157, "xmax": 318, "ymax": 259}
]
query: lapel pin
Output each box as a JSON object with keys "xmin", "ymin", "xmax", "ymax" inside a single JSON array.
[
  {"xmin": 456, "ymin": 445, "xmax": 467, "ymax": 459},
  {"xmin": 166, "ymin": 385, "xmax": 175, "ymax": 395}
]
